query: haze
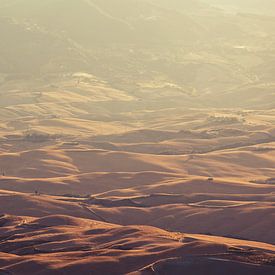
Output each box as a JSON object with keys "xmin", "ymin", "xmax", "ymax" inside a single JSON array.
[{"xmin": 0, "ymin": 1, "xmax": 274, "ymax": 274}]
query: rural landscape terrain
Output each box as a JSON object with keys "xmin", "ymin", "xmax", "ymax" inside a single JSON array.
[{"xmin": 0, "ymin": 0, "xmax": 275, "ymax": 274}]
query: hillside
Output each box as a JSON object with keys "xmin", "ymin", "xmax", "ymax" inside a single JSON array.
[
  {"xmin": 0, "ymin": 212, "xmax": 274, "ymax": 274},
  {"xmin": 0, "ymin": 1, "xmax": 274, "ymax": 274}
]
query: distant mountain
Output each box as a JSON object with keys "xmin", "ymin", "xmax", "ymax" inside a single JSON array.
[
  {"xmin": 0, "ymin": 0, "xmax": 207, "ymax": 75},
  {"xmin": 0, "ymin": 0, "xmax": 204, "ymax": 46}
]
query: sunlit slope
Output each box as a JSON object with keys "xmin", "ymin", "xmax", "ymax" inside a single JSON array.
[
  {"xmin": 0, "ymin": 188, "xmax": 274, "ymax": 244},
  {"xmin": 1, "ymin": 75, "xmax": 275, "ymax": 143},
  {"xmin": 0, "ymin": 75, "xmax": 135, "ymax": 138},
  {"xmin": 0, "ymin": 211, "xmax": 273, "ymax": 274},
  {"xmin": 0, "ymin": 137, "xmax": 275, "ymax": 179}
]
